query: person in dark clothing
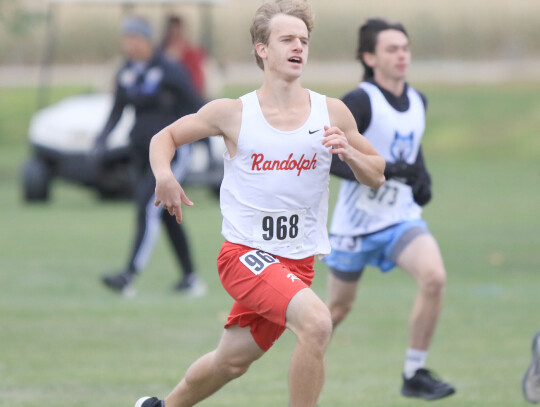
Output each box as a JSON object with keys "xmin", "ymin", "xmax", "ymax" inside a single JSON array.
[
  {"xmin": 324, "ymin": 18, "xmax": 455, "ymax": 400},
  {"xmin": 95, "ymin": 16, "xmax": 206, "ymax": 297},
  {"xmin": 160, "ymin": 14, "xmax": 207, "ymax": 97},
  {"xmin": 160, "ymin": 14, "xmax": 220, "ymax": 173}
]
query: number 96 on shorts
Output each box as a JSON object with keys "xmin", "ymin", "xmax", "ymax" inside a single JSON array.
[{"xmin": 240, "ymin": 250, "xmax": 280, "ymax": 275}]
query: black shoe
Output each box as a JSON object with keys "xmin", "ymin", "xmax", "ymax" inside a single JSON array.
[
  {"xmin": 401, "ymin": 368, "xmax": 456, "ymax": 400},
  {"xmin": 523, "ymin": 331, "xmax": 540, "ymax": 404},
  {"xmin": 134, "ymin": 397, "xmax": 163, "ymax": 407},
  {"xmin": 173, "ymin": 273, "xmax": 207, "ymax": 297},
  {"xmin": 101, "ymin": 271, "xmax": 135, "ymax": 297}
]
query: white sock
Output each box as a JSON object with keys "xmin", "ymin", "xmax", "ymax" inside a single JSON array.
[{"xmin": 404, "ymin": 348, "xmax": 428, "ymax": 379}]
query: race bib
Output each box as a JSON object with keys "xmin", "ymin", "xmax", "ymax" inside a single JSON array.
[
  {"xmin": 355, "ymin": 179, "xmax": 411, "ymax": 216},
  {"xmin": 329, "ymin": 235, "xmax": 362, "ymax": 253},
  {"xmin": 239, "ymin": 250, "xmax": 280, "ymax": 275},
  {"xmin": 252, "ymin": 209, "xmax": 306, "ymax": 247}
]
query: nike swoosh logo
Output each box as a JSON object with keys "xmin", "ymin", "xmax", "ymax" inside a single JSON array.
[{"xmin": 309, "ymin": 129, "xmax": 321, "ymax": 134}]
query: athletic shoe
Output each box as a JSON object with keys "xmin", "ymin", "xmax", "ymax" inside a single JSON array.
[
  {"xmin": 401, "ymin": 368, "xmax": 456, "ymax": 400},
  {"xmin": 134, "ymin": 396, "xmax": 163, "ymax": 407},
  {"xmin": 523, "ymin": 331, "xmax": 540, "ymax": 403},
  {"xmin": 174, "ymin": 273, "xmax": 207, "ymax": 297},
  {"xmin": 101, "ymin": 271, "xmax": 135, "ymax": 298}
]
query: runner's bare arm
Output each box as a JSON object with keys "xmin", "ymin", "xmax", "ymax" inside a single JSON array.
[
  {"xmin": 149, "ymin": 98, "xmax": 241, "ymax": 223},
  {"xmin": 324, "ymin": 97, "xmax": 385, "ymax": 189}
]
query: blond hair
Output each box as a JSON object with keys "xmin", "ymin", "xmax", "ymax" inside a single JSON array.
[{"xmin": 250, "ymin": 0, "xmax": 314, "ymax": 70}]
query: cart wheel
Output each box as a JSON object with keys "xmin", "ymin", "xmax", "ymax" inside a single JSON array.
[{"xmin": 22, "ymin": 157, "xmax": 51, "ymax": 201}]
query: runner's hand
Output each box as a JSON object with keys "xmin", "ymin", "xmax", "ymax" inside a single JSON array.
[
  {"xmin": 154, "ymin": 174, "xmax": 193, "ymax": 223},
  {"xmin": 322, "ymin": 125, "xmax": 353, "ymax": 162},
  {"xmin": 384, "ymin": 159, "xmax": 418, "ymax": 185}
]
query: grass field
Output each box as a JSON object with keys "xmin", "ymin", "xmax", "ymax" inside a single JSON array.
[{"xmin": 1, "ymin": 83, "xmax": 539, "ymax": 407}]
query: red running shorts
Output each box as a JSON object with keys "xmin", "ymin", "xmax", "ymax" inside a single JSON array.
[{"xmin": 217, "ymin": 241, "xmax": 315, "ymax": 351}]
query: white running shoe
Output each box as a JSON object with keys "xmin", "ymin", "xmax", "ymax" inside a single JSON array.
[{"xmin": 174, "ymin": 273, "xmax": 207, "ymax": 297}]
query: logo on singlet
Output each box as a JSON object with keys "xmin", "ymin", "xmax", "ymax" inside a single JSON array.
[
  {"xmin": 390, "ymin": 131, "xmax": 414, "ymax": 161},
  {"xmin": 251, "ymin": 153, "xmax": 317, "ymax": 176}
]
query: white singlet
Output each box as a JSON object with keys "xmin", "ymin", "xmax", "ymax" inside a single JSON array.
[
  {"xmin": 220, "ymin": 90, "xmax": 332, "ymax": 259},
  {"xmin": 330, "ymin": 82, "xmax": 425, "ymax": 236}
]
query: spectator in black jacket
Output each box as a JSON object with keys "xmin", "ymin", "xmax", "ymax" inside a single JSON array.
[{"xmin": 95, "ymin": 16, "xmax": 206, "ymax": 297}]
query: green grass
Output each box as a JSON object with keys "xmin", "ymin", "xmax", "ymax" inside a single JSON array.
[{"xmin": 1, "ymin": 83, "xmax": 539, "ymax": 406}]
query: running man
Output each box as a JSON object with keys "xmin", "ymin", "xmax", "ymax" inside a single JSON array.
[
  {"xmin": 324, "ymin": 18, "xmax": 455, "ymax": 400},
  {"xmin": 134, "ymin": 2, "xmax": 385, "ymax": 407}
]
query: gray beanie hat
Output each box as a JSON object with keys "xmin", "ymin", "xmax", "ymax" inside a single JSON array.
[{"xmin": 121, "ymin": 17, "xmax": 153, "ymax": 39}]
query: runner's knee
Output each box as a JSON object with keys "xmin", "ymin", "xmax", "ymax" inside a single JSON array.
[
  {"xmin": 329, "ymin": 299, "xmax": 353, "ymax": 327},
  {"xmin": 419, "ymin": 267, "xmax": 446, "ymax": 296},
  {"xmin": 215, "ymin": 353, "xmax": 255, "ymax": 380},
  {"xmin": 296, "ymin": 304, "xmax": 333, "ymax": 349}
]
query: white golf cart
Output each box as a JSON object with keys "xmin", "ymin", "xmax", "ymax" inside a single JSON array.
[{"xmin": 22, "ymin": 0, "xmax": 225, "ymax": 201}]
